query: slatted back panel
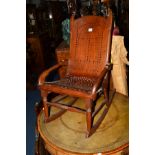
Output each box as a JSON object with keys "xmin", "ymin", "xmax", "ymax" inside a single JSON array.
[{"xmin": 67, "ymin": 12, "xmax": 113, "ymax": 78}]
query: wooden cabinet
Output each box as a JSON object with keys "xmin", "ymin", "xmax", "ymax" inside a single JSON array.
[
  {"xmin": 26, "ymin": 33, "xmax": 53, "ymax": 89},
  {"xmin": 27, "ymin": 34, "xmax": 45, "ymax": 74},
  {"xmin": 55, "ymin": 41, "xmax": 69, "ymax": 78}
]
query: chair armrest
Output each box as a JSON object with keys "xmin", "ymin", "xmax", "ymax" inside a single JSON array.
[
  {"xmin": 91, "ymin": 63, "xmax": 112, "ymax": 95},
  {"xmin": 38, "ymin": 64, "xmax": 62, "ymax": 85}
]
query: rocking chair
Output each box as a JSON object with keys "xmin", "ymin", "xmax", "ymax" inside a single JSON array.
[{"xmin": 38, "ymin": 11, "xmax": 115, "ymax": 138}]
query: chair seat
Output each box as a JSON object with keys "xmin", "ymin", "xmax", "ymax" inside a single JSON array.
[{"xmin": 46, "ymin": 75, "xmax": 97, "ymax": 94}]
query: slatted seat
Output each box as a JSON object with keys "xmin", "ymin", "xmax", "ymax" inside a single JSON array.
[{"xmin": 38, "ymin": 11, "xmax": 115, "ymax": 138}]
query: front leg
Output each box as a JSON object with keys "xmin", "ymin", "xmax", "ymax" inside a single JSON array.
[
  {"xmin": 85, "ymin": 99, "xmax": 93, "ymax": 138},
  {"xmin": 41, "ymin": 91, "xmax": 49, "ymax": 122}
]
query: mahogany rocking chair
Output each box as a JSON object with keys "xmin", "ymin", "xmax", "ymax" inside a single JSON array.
[{"xmin": 38, "ymin": 11, "xmax": 115, "ymax": 138}]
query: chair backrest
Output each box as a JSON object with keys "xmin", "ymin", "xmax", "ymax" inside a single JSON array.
[{"xmin": 66, "ymin": 11, "xmax": 113, "ymax": 78}]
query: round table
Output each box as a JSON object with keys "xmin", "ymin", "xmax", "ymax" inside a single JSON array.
[{"xmin": 38, "ymin": 93, "xmax": 129, "ymax": 155}]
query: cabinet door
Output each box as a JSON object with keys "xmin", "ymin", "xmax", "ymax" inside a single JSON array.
[
  {"xmin": 56, "ymin": 41, "xmax": 69, "ymax": 78},
  {"xmin": 27, "ymin": 36, "xmax": 45, "ymax": 74}
]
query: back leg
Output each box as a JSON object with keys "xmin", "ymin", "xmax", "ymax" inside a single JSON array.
[{"xmin": 85, "ymin": 99, "xmax": 93, "ymax": 138}]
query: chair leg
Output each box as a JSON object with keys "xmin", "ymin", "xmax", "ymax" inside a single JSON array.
[
  {"xmin": 103, "ymin": 72, "xmax": 110, "ymax": 104},
  {"xmin": 85, "ymin": 99, "xmax": 93, "ymax": 138},
  {"xmin": 41, "ymin": 91, "xmax": 49, "ymax": 122},
  {"xmin": 104, "ymin": 88, "xmax": 109, "ymax": 101}
]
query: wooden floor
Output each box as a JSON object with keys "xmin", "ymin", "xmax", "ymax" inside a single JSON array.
[{"xmin": 38, "ymin": 93, "xmax": 129, "ymax": 155}]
